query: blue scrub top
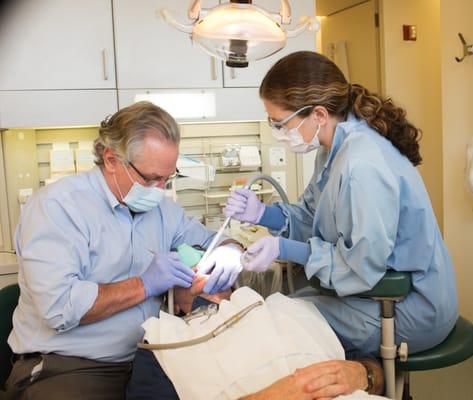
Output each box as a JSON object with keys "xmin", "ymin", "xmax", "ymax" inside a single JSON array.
[{"xmin": 275, "ymin": 113, "xmax": 458, "ymax": 353}]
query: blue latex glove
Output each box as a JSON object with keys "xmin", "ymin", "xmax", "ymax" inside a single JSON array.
[
  {"xmin": 141, "ymin": 252, "xmax": 195, "ymax": 298},
  {"xmin": 241, "ymin": 236, "xmax": 280, "ymax": 272},
  {"xmin": 199, "ymin": 245, "xmax": 243, "ymax": 295},
  {"xmin": 224, "ymin": 188, "xmax": 265, "ymax": 224}
]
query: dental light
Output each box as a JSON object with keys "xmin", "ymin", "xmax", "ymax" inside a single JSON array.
[{"xmin": 160, "ymin": 0, "xmax": 317, "ymax": 68}]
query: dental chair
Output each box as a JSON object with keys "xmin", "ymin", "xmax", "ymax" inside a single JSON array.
[
  {"xmin": 0, "ymin": 283, "xmax": 20, "ymax": 391},
  {"xmin": 310, "ymin": 272, "xmax": 473, "ymax": 400}
]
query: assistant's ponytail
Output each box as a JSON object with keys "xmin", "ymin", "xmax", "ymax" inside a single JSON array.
[{"xmin": 349, "ymin": 84, "xmax": 422, "ymax": 166}]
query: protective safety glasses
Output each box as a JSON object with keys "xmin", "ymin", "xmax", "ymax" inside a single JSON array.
[{"xmin": 267, "ymin": 105, "xmax": 314, "ymax": 131}]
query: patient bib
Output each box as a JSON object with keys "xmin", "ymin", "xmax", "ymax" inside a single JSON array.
[{"xmin": 142, "ymin": 287, "xmax": 345, "ymax": 399}]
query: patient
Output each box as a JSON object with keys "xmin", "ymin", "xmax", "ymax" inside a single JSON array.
[
  {"xmin": 172, "ymin": 273, "xmax": 232, "ymax": 315},
  {"xmin": 126, "ymin": 274, "xmax": 385, "ymax": 400}
]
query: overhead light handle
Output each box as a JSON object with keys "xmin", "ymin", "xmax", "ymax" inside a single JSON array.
[
  {"xmin": 160, "ymin": 9, "xmax": 194, "ymax": 34},
  {"xmin": 188, "ymin": 0, "xmax": 201, "ymax": 20},
  {"xmin": 279, "ymin": 0, "xmax": 292, "ymax": 25}
]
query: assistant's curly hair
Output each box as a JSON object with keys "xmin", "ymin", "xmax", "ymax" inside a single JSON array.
[{"xmin": 260, "ymin": 51, "xmax": 422, "ymax": 166}]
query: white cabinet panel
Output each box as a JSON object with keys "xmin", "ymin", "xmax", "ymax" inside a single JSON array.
[
  {"xmin": 0, "ymin": 0, "xmax": 116, "ymax": 90},
  {"xmin": 113, "ymin": 0, "xmax": 223, "ymax": 89},
  {"xmin": 118, "ymin": 88, "xmax": 265, "ymax": 122},
  {"xmin": 223, "ymin": 0, "xmax": 316, "ymax": 88},
  {"xmin": 0, "ymin": 90, "xmax": 117, "ymax": 128}
]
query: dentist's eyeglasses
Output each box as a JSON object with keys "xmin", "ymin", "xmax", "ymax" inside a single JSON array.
[
  {"xmin": 267, "ymin": 105, "xmax": 314, "ymax": 131},
  {"xmin": 128, "ymin": 162, "xmax": 178, "ymax": 187}
]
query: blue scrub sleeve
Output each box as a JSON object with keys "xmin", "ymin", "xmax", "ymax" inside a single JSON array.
[
  {"xmin": 279, "ymin": 237, "xmax": 311, "ymax": 265},
  {"xmin": 258, "ymin": 204, "xmax": 286, "ymax": 231}
]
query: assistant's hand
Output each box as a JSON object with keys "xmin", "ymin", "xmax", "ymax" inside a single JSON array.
[
  {"xmin": 298, "ymin": 360, "xmax": 368, "ymax": 399},
  {"xmin": 198, "ymin": 244, "xmax": 243, "ymax": 294},
  {"xmin": 225, "ymin": 188, "xmax": 265, "ymax": 224},
  {"xmin": 241, "ymin": 236, "xmax": 279, "ymax": 272},
  {"xmin": 140, "ymin": 252, "xmax": 195, "ymax": 298}
]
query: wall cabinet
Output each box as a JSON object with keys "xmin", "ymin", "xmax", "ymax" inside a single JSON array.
[
  {"xmin": 0, "ymin": 90, "xmax": 117, "ymax": 128},
  {"xmin": 0, "ymin": 0, "xmax": 316, "ymax": 127},
  {"xmin": 0, "ymin": 0, "xmax": 116, "ymax": 90},
  {"xmin": 113, "ymin": 0, "xmax": 223, "ymax": 89}
]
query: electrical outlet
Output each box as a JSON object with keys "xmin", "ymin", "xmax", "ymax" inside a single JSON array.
[{"xmin": 271, "ymin": 171, "xmax": 287, "ymax": 192}]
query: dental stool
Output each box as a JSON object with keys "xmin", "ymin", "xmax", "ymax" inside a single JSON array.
[{"xmin": 310, "ymin": 272, "xmax": 473, "ymax": 400}]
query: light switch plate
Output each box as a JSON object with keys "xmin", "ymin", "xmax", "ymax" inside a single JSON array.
[{"xmin": 269, "ymin": 147, "xmax": 286, "ymax": 166}]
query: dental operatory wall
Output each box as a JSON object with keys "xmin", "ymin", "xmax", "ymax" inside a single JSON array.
[
  {"xmin": 440, "ymin": 0, "xmax": 473, "ymax": 323},
  {"xmin": 380, "ymin": 1, "xmax": 473, "ymax": 398},
  {"xmin": 380, "ymin": 0, "xmax": 473, "ymax": 324},
  {"xmin": 380, "ymin": 0, "xmax": 444, "ymax": 231}
]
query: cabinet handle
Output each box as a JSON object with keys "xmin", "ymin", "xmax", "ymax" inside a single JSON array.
[
  {"xmin": 102, "ymin": 49, "xmax": 109, "ymax": 81},
  {"xmin": 230, "ymin": 67, "xmax": 237, "ymax": 79},
  {"xmin": 210, "ymin": 57, "xmax": 217, "ymax": 80}
]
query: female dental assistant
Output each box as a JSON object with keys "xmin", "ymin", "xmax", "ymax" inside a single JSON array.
[{"xmin": 225, "ymin": 51, "xmax": 458, "ymax": 355}]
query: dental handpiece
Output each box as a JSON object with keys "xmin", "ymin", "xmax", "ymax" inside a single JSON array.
[
  {"xmin": 196, "ymin": 183, "xmax": 251, "ymax": 271},
  {"xmin": 195, "ymin": 215, "xmax": 232, "ymax": 270}
]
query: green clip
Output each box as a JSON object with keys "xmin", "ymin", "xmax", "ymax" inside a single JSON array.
[{"xmin": 177, "ymin": 244, "xmax": 204, "ymax": 268}]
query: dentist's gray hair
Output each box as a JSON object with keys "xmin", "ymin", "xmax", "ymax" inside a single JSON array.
[{"xmin": 93, "ymin": 101, "xmax": 180, "ymax": 165}]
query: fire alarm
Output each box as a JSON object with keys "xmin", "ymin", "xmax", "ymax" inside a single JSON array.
[{"xmin": 403, "ymin": 25, "xmax": 417, "ymax": 41}]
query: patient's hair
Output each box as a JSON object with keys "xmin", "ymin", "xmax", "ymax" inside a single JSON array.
[
  {"xmin": 259, "ymin": 51, "xmax": 422, "ymax": 166},
  {"xmin": 93, "ymin": 101, "xmax": 180, "ymax": 166}
]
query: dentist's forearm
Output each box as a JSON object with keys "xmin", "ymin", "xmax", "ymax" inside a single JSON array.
[{"xmin": 80, "ymin": 277, "xmax": 146, "ymax": 324}]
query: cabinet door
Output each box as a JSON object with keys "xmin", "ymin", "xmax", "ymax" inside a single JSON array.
[
  {"xmin": 0, "ymin": 0, "xmax": 116, "ymax": 90},
  {"xmin": 223, "ymin": 0, "xmax": 316, "ymax": 88},
  {"xmin": 114, "ymin": 0, "xmax": 222, "ymax": 89},
  {"xmin": 0, "ymin": 90, "xmax": 118, "ymax": 128}
]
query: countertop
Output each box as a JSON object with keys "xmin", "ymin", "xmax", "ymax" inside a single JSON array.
[{"xmin": 0, "ymin": 252, "xmax": 18, "ymax": 275}]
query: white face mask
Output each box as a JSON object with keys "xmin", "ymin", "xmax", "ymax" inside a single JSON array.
[
  {"xmin": 272, "ymin": 119, "xmax": 321, "ymax": 154},
  {"xmin": 114, "ymin": 164, "xmax": 165, "ymax": 213}
]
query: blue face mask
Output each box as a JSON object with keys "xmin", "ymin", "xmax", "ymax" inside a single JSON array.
[{"xmin": 115, "ymin": 163, "xmax": 165, "ymax": 213}]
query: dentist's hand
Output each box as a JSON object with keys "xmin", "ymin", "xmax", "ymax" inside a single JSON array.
[
  {"xmin": 199, "ymin": 245, "xmax": 243, "ymax": 294},
  {"xmin": 225, "ymin": 188, "xmax": 265, "ymax": 224},
  {"xmin": 141, "ymin": 252, "xmax": 195, "ymax": 298},
  {"xmin": 241, "ymin": 236, "xmax": 280, "ymax": 272}
]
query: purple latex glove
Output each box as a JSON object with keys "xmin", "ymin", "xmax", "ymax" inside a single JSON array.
[
  {"xmin": 198, "ymin": 244, "xmax": 243, "ymax": 295},
  {"xmin": 241, "ymin": 236, "xmax": 280, "ymax": 272},
  {"xmin": 141, "ymin": 252, "xmax": 195, "ymax": 298},
  {"xmin": 224, "ymin": 188, "xmax": 266, "ymax": 224}
]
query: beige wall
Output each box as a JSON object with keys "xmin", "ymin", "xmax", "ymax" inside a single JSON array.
[
  {"xmin": 379, "ymin": 0, "xmax": 444, "ymax": 230},
  {"xmin": 380, "ymin": 1, "xmax": 473, "ymax": 398},
  {"xmin": 440, "ymin": 0, "xmax": 473, "ymax": 322},
  {"xmin": 317, "ymin": 0, "xmax": 370, "ymax": 16},
  {"xmin": 320, "ymin": 0, "xmax": 381, "ymax": 94}
]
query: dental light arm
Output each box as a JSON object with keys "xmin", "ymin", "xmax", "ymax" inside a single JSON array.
[{"xmin": 286, "ymin": 16, "xmax": 319, "ymax": 38}]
